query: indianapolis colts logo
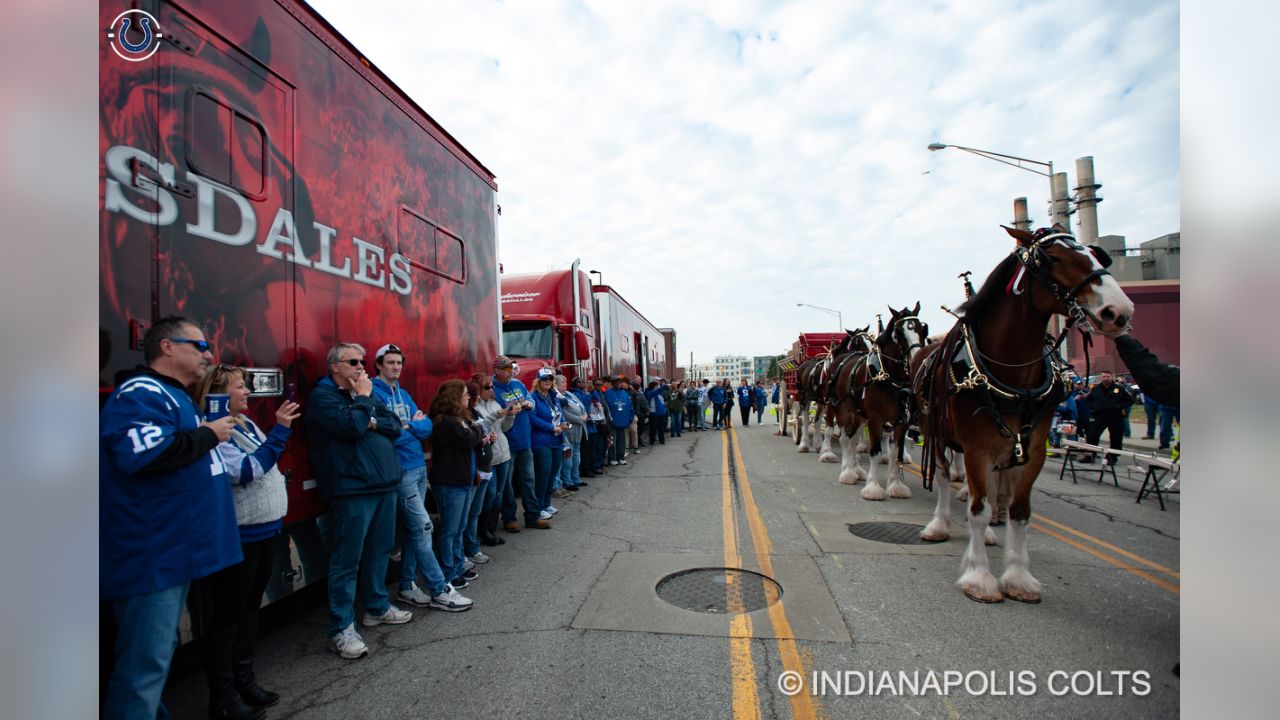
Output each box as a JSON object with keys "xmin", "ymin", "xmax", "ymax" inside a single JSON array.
[{"xmin": 106, "ymin": 9, "xmax": 164, "ymax": 62}]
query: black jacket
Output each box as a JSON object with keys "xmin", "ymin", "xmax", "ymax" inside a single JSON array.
[
  {"xmin": 304, "ymin": 376, "xmax": 401, "ymax": 499},
  {"xmin": 1085, "ymin": 381, "xmax": 1133, "ymax": 416},
  {"xmin": 1114, "ymin": 335, "xmax": 1180, "ymax": 406},
  {"xmin": 429, "ymin": 415, "xmax": 485, "ymax": 487}
]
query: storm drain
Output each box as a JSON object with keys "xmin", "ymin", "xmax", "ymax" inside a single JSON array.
[
  {"xmin": 655, "ymin": 568, "xmax": 782, "ymax": 614},
  {"xmin": 847, "ymin": 521, "xmax": 942, "ymax": 545}
]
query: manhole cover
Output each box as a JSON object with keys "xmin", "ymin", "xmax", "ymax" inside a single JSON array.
[
  {"xmin": 655, "ymin": 568, "xmax": 782, "ymax": 614},
  {"xmin": 847, "ymin": 521, "xmax": 942, "ymax": 545}
]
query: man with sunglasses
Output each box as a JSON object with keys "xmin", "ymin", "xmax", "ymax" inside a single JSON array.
[
  {"xmin": 305, "ymin": 343, "xmax": 413, "ymax": 659},
  {"xmin": 490, "ymin": 356, "xmax": 539, "ymax": 530},
  {"xmin": 370, "ymin": 344, "xmax": 473, "ymax": 614},
  {"xmin": 101, "ymin": 316, "xmax": 241, "ymax": 719}
]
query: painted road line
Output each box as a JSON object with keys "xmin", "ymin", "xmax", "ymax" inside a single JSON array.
[
  {"xmin": 900, "ymin": 464, "xmax": 1179, "ymax": 595},
  {"xmin": 722, "ymin": 426, "xmax": 761, "ymax": 720},
  {"xmin": 729, "ymin": 427, "xmax": 825, "ymax": 720}
]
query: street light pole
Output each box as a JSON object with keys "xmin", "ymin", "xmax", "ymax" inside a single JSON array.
[
  {"xmin": 927, "ymin": 142, "xmax": 1069, "ymax": 230},
  {"xmin": 796, "ymin": 302, "xmax": 842, "ymax": 331}
]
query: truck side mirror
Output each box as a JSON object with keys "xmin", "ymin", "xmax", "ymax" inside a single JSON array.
[{"xmin": 574, "ymin": 330, "xmax": 591, "ymax": 360}]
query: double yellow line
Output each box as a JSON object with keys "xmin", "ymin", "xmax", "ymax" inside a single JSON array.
[
  {"xmin": 901, "ymin": 465, "xmax": 1179, "ymax": 595},
  {"xmin": 721, "ymin": 427, "xmax": 824, "ymax": 720}
]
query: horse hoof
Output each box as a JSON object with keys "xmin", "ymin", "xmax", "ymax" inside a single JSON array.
[
  {"xmin": 797, "ymin": 446, "xmax": 809, "ymax": 453},
  {"xmin": 861, "ymin": 486, "xmax": 886, "ymax": 501},
  {"xmin": 838, "ymin": 471, "xmax": 860, "ymax": 485},
  {"xmin": 1003, "ymin": 590, "xmax": 1042, "ymax": 604},
  {"xmin": 856, "ymin": 443, "xmax": 868, "ymax": 453},
  {"xmin": 920, "ymin": 529, "xmax": 949, "ymax": 543},
  {"xmin": 983, "ymin": 528, "xmax": 998, "ymax": 546},
  {"xmin": 819, "ymin": 452, "xmax": 838, "ymax": 463},
  {"xmin": 888, "ymin": 483, "xmax": 912, "ymax": 499},
  {"xmin": 964, "ymin": 590, "xmax": 1005, "ymax": 604}
]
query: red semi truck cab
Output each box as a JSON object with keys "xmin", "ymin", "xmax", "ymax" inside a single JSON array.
[{"xmin": 500, "ymin": 264, "xmax": 597, "ymax": 388}]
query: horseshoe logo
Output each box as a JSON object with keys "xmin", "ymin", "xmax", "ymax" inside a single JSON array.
[{"xmin": 107, "ymin": 9, "xmax": 164, "ymax": 62}]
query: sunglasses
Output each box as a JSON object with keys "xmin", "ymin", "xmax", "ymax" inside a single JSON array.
[
  {"xmin": 340, "ymin": 358, "xmax": 364, "ymax": 367},
  {"xmin": 482, "ymin": 385, "xmax": 494, "ymax": 390},
  {"xmin": 168, "ymin": 337, "xmax": 210, "ymax": 352}
]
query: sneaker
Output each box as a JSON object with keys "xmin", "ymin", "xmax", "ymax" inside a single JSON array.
[
  {"xmin": 552, "ymin": 488, "xmax": 571, "ymax": 498},
  {"xmin": 396, "ymin": 583, "xmax": 432, "ymax": 608},
  {"xmin": 330, "ymin": 624, "xmax": 368, "ymax": 659},
  {"xmin": 619, "ymin": 459, "xmax": 628, "ymax": 465},
  {"xmin": 429, "ymin": 586, "xmax": 473, "ymax": 612},
  {"xmin": 610, "ymin": 460, "xmax": 619, "ymax": 466},
  {"xmin": 361, "ymin": 605, "xmax": 412, "ymax": 627},
  {"xmin": 449, "ymin": 576, "xmax": 469, "ymax": 589},
  {"xmin": 539, "ymin": 510, "xmax": 554, "ymax": 520},
  {"xmin": 547, "ymin": 505, "xmax": 559, "ymax": 515},
  {"xmin": 633, "ymin": 448, "xmax": 642, "ymax": 453},
  {"xmin": 567, "ymin": 485, "xmax": 581, "ymax": 492},
  {"xmin": 468, "ymin": 551, "xmax": 491, "ymax": 564},
  {"xmin": 459, "ymin": 568, "xmax": 479, "ymax": 582},
  {"xmin": 462, "ymin": 558, "xmax": 476, "ymax": 572}
]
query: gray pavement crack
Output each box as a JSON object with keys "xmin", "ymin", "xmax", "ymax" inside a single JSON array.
[{"xmin": 1033, "ymin": 487, "xmax": 1180, "ymax": 541}]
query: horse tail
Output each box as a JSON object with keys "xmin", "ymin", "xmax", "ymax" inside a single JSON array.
[{"xmin": 922, "ymin": 322, "xmax": 964, "ymax": 491}]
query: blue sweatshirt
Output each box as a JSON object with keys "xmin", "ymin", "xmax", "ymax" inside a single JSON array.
[
  {"xmin": 736, "ymin": 385, "xmax": 753, "ymax": 406},
  {"xmin": 492, "ymin": 376, "xmax": 533, "ymax": 451},
  {"xmin": 371, "ymin": 377, "xmax": 433, "ymax": 470},
  {"xmin": 604, "ymin": 387, "xmax": 635, "ymax": 428},
  {"xmin": 708, "ymin": 385, "xmax": 726, "ymax": 404},
  {"xmin": 529, "ymin": 390, "xmax": 565, "ymax": 449},
  {"xmin": 645, "ymin": 387, "xmax": 669, "ymax": 416}
]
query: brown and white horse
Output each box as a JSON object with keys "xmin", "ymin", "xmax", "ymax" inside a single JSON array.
[
  {"xmin": 792, "ymin": 332, "xmax": 861, "ymax": 455},
  {"xmin": 826, "ymin": 305, "xmax": 928, "ymax": 498},
  {"xmin": 912, "ymin": 227, "xmax": 1133, "ymax": 603}
]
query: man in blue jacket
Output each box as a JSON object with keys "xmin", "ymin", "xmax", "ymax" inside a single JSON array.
[
  {"xmin": 371, "ymin": 344, "xmax": 472, "ymax": 615},
  {"xmin": 491, "ymin": 355, "xmax": 537, "ymax": 530},
  {"xmin": 753, "ymin": 380, "xmax": 767, "ymax": 424},
  {"xmin": 604, "ymin": 376, "xmax": 635, "ymax": 465},
  {"xmin": 708, "ymin": 380, "xmax": 727, "ymax": 429},
  {"xmin": 306, "ymin": 343, "xmax": 413, "ymax": 660},
  {"xmin": 101, "ymin": 316, "xmax": 241, "ymax": 719}
]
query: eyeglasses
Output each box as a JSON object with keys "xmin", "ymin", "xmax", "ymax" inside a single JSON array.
[
  {"xmin": 340, "ymin": 358, "xmax": 364, "ymax": 367},
  {"xmin": 168, "ymin": 337, "xmax": 210, "ymax": 352}
]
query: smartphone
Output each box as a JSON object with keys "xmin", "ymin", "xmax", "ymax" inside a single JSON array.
[{"xmin": 286, "ymin": 382, "xmax": 298, "ymax": 402}]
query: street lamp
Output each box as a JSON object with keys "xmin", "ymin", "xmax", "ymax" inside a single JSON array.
[
  {"xmin": 927, "ymin": 142, "xmax": 1069, "ymax": 229},
  {"xmin": 796, "ymin": 302, "xmax": 842, "ymax": 331}
]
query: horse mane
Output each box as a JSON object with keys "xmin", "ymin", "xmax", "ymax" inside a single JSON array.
[{"xmin": 955, "ymin": 251, "xmax": 1019, "ymax": 321}]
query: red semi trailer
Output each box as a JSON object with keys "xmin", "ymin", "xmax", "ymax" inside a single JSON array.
[
  {"xmin": 100, "ymin": 0, "xmax": 500, "ymax": 614},
  {"xmin": 500, "ymin": 263, "xmax": 667, "ymax": 388}
]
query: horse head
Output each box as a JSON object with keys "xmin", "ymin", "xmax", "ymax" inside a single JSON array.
[
  {"xmin": 1003, "ymin": 226, "xmax": 1134, "ymax": 337},
  {"xmin": 882, "ymin": 303, "xmax": 928, "ymax": 363}
]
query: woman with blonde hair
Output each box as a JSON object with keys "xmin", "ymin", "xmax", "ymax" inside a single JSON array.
[{"xmin": 192, "ymin": 365, "xmax": 299, "ymax": 719}]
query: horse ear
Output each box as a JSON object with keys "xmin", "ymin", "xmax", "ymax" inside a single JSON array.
[
  {"xmin": 1003, "ymin": 225, "xmax": 1035, "ymax": 247},
  {"xmin": 912, "ymin": 301, "xmax": 921, "ymax": 314}
]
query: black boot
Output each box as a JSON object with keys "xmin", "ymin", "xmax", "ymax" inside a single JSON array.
[
  {"xmin": 484, "ymin": 510, "xmax": 505, "ymax": 545},
  {"xmin": 478, "ymin": 510, "xmax": 500, "ymax": 547},
  {"xmin": 234, "ymin": 658, "xmax": 280, "ymax": 708}
]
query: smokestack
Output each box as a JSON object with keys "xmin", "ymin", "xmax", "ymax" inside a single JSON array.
[
  {"xmin": 1012, "ymin": 197, "xmax": 1031, "ymax": 230},
  {"xmin": 1074, "ymin": 156, "xmax": 1102, "ymax": 245},
  {"xmin": 1049, "ymin": 172, "xmax": 1071, "ymax": 231}
]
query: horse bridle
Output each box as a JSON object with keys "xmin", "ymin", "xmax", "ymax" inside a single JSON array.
[
  {"xmin": 1015, "ymin": 230, "xmax": 1113, "ymax": 330},
  {"xmin": 879, "ymin": 315, "xmax": 926, "ymax": 369}
]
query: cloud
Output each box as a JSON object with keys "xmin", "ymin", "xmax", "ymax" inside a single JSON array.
[{"xmin": 308, "ymin": 0, "xmax": 1178, "ymax": 364}]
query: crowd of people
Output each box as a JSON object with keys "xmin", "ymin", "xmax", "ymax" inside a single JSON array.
[
  {"xmin": 1050, "ymin": 362, "xmax": 1180, "ymax": 463},
  {"xmin": 100, "ymin": 315, "xmax": 780, "ymax": 720}
]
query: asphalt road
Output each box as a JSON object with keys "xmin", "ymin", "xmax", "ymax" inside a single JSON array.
[{"xmin": 164, "ymin": 410, "xmax": 1179, "ymax": 719}]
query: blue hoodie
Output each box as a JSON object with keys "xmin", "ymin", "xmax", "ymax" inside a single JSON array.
[
  {"xmin": 604, "ymin": 387, "xmax": 635, "ymax": 428},
  {"xmin": 708, "ymin": 385, "xmax": 726, "ymax": 404},
  {"xmin": 371, "ymin": 377, "xmax": 433, "ymax": 470},
  {"xmin": 529, "ymin": 389, "xmax": 565, "ymax": 449},
  {"xmin": 736, "ymin": 384, "xmax": 753, "ymax": 406},
  {"xmin": 645, "ymin": 386, "xmax": 669, "ymax": 416},
  {"xmin": 492, "ymin": 375, "xmax": 533, "ymax": 452}
]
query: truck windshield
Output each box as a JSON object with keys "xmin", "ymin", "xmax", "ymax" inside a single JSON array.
[{"xmin": 502, "ymin": 322, "xmax": 553, "ymax": 358}]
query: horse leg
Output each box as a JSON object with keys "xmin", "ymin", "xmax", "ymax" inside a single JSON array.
[
  {"xmin": 861, "ymin": 423, "xmax": 888, "ymax": 501},
  {"xmin": 887, "ymin": 424, "xmax": 912, "ymax": 499},
  {"xmin": 982, "ymin": 473, "xmax": 999, "ymax": 546},
  {"xmin": 920, "ymin": 463, "xmax": 952, "ymax": 541},
  {"xmin": 809, "ymin": 403, "xmax": 824, "ymax": 453},
  {"xmin": 948, "ymin": 449, "xmax": 970, "ymax": 502},
  {"xmin": 892, "ymin": 432, "xmax": 914, "ymax": 466},
  {"xmin": 992, "ymin": 471, "xmax": 1012, "ymax": 526},
  {"xmin": 837, "ymin": 424, "xmax": 859, "ymax": 484},
  {"xmin": 855, "ymin": 425, "xmax": 869, "ymax": 454},
  {"xmin": 796, "ymin": 401, "xmax": 810, "ymax": 452},
  {"xmin": 1000, "ymin": 468, "xmax": 1042, "ymax": 603},
  {"xmin": 877, "ymin": 424, "xmax": 891, "ymax": 465},
  {"xmin": 957, "ymin": 456, "xmax": 1002, "ymax": 603},
  {"xmin": 818, "ymin": 411, "xmax": 838, "ymax": 463}
]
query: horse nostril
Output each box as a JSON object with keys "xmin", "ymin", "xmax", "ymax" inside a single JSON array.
[
  {"xmin": 1099, "ymin": 307, "xmax": 1116, "ymax": 322},
  {"xmin": 1115, "ymin": 314, "xmax": 1128, "ymax": 328}
]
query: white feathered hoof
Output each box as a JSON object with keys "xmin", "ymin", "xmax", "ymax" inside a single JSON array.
[
  {"xmin": 861, "ymin": 483, "xmax": 887, "ymax": 501},
  {"xmin": 819, "ymin": 451, "xmax": 838, "ymax": 463},
  {"xmin": 877, "ymin": 454, "xmax": 889, "ymax": 465},
  {"xmin": 888, "ymin": 480, "xmax": 912, "ymax": 499},
  {"xmin": 958, "ymin": 568, "xmax": 1004, "ymax": 604},
  {"xmin": 983, "ymin": 527, "xmax": 998, "ymax": 546},
  {"xmin": 900, "ymin": 450, "xmax": 914, "ymax": 465},
  {"xmin": 855, "ymin": 441, "xmax": 868, "ymax": 454},
  {"xmin": 1001, "ymin": 568, "xmax": 1043, "ymax": 604},
  {"xmin": 838, "ymin": 468, "xmax": 861, "ymax": 485},
  {"xmin": 921, "ymin": 517, "xmax": 950, "ymax": 542},
  {"xmin": 797, "ymin": 444, "xmax": 810, "ymax": 453},
  {"xmin": 955, "ymin": 485, "xmax": 970, "ymax": 502}
]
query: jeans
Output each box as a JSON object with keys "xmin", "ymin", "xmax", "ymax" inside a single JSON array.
[
  {"xmin": 532, "ymin": 445, "xmax": 563, "ymax": 517},
  {"xmin": 433, "ymin": 483, "xmax": 473, "ymax": 581},
  {"xmin": 397, "ymin": 466, "xmax": 449, "ymax": 595},
  {"xmin": 326, "ymin": 490, "xmax": 397, "ymax": 636},
  {"xmin": 712, "ymin": 404, "xmax": 723, "ymax": 428},
  {"xmin": 611, "ymin": 427, "xmax": 629, "ymax": 462},
  {"xmin": 593, "ymin": 427, "xmax": 609, "ymax": 469},
  {"xmin": 1160, "ymin": 405, "xmax": 1178, "ymax": 447},
  {"xmin": 560, "ymin": 438, "xmax": 582, "ymax": 487},
  {"xmin": 756, "ymin": 403, "xmax": 765, "ymax": 423},
  {"xmin": 104, "ymin": 583, "xmax": 189, "ymax": 720},
  {"xmin": 489, "ymin": 459, "xmax": 512, "ymax": 514},
  {"xmin": 649, "ymin": 414, "xmax": 668, "ymax": 443},
  {"xmin": 685, "ymin": 403, "xmax": 699, "ymax": 429},
  {"xmin": 1144, "ymin": 396, "xmax": 1160, "ymax": 438},
  {"xmin": 697, "ymin": 405, "xmax": 708, "ymax": 429},
  {"xmin": 670, "ymin": 412, "xmax": 684, "ymax": 436},
  {"xmin": 464, "ymin": 470, "xmax": 496, "ymax": 556},
  {"xmin": 506, "ymin": 448, "xmax": 534, "ymax": 524}
]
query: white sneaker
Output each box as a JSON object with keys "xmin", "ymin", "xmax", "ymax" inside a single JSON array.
[
  {"xmin": 538, "ymin": 510, "xmax": 554, "ymax": 520},
  {"xmin": 396, "ymin": 583, "xmax": 432, "ymax": 608},
  {"xmin": 468, "ymin": 551, "xmax": 491, "ymax": 564},
  {"xmin": 462, "ymin": 558, "xmax": 477, "ymax": 572},
  {"xmin": 546, "ymin": 505, "xmax": 559, "ymax": 515},
  {"xmin": 429, "ymin": 586, "xmax": 474, "ymax": 612},
  {"xmin": 361, "ymin": 605, "xmax": 413, "ymax": 627},
  {"xmin": 610, "ymin": 461, "xmax": 619, "ymax": 466},
  {"xmin": 619, "ymin": 460, "xmax": 628, "ymax": 465},
  {"xmin": 330, "ymin": 624, "xmax": 368, "ymax": 659}
]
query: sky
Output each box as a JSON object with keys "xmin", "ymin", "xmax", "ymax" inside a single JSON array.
[{"xmin": 307, "ymin": 0, "xmax": 1179, "ymax": 366}]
